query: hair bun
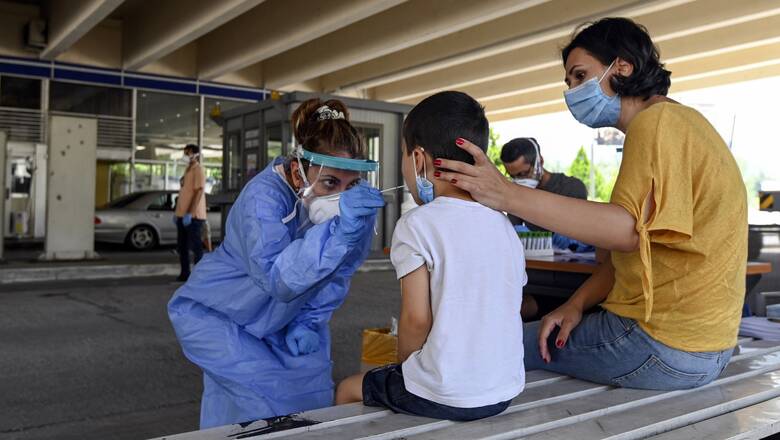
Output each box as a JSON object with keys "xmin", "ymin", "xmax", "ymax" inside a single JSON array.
[{"xmin": 289, "ymin": 98, "xmax": 364, "ymax": 160}]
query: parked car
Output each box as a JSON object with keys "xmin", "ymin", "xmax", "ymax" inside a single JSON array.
[{"xmin": 95, "ymin": 191, "xmax": 222, "ymax": 251}]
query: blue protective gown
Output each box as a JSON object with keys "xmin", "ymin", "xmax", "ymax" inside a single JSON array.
[{"xmin": 168, "ymin": 158, "xmax": 374, "ymax": 428}]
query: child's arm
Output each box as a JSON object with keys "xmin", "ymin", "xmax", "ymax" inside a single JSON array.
[{"xmin": 397, "ymin": 265, "xmax": 433, "ymax": 363}]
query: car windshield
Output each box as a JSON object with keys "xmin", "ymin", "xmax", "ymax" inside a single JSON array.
[{"xmin": 105, "ymin": 192, "xmax": 147, "ymax": 208}]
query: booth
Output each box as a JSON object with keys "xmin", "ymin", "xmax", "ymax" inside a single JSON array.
[{"xmin": 216, "ymin": 92, "xmax": 412, "ymax": 255}]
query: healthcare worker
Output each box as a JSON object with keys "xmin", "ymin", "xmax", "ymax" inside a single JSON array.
[{"xmin": 168, "ymin": 98, "xmax": 385, "ymax": 428}]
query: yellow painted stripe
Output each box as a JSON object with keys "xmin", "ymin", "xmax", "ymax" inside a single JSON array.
[{"xmin": 761, "ymin": 194, "xmax": 774, "ymax": 210}]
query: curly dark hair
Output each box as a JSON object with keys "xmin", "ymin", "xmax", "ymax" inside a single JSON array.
[
  {"xmin": 291, "ymin": 98, "xmax": 364, "ymax": 159},
  {"xmin": 284, "ymin": 98, "xmax": 365, "ymax": 175},
  {"xmin": 562, "ymin": 17, "xmax": 671, "ymax": 100}
]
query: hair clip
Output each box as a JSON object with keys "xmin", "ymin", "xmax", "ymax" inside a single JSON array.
[{"xmin": 316, "ymin": 105, "xmax": 345, "ymax": 121}]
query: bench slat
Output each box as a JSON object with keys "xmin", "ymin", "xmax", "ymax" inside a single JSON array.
[
  {"xmin": 153, "ymin": 369, "xmax": 571, "ymax": 439},
  {"xmin": 646, "ymin": 396, "xmax": 780, "ymax": 440},
  {"xmin": 258, "ymin": 379, "xmax": 608, "ymax": 440},
  {"xmin": 393, "ymin": 348, "xmax": 780, "ymax": 440},
  {"xmin": 156, "ymin": 341, "xmax": 780, "ymax": 440},
  {"xmin": 521, "ymin": 371, "xmax": 780, "ymax": 440}
]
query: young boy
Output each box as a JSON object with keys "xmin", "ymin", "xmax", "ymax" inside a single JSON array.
[{"xmin": 335, "ymin": 91, "xmax": 527, "ymax": 421}]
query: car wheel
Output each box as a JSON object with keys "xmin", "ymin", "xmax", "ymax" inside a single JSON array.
[{"xmin": 127, "ymin": 225, "xmax": 158, "ymax": 251}]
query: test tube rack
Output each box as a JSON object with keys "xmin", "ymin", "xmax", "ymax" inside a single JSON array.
[{"xmin": 517, "ymin": 231, "xmax": 554, "ymax": 257}]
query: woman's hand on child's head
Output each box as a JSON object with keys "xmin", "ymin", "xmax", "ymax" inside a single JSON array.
[
  {"xmin": 537, "ymin": 301, "xmax": 584, "ymax": 363},
  {"xmin": 433, "ymin": 138, "xmax": 512, "ymax": 211}
]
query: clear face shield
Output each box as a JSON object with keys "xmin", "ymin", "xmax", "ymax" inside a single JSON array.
[
  {"xmin": 286, "ymin": 147, "xmax": 386, "ymax": 226},
  {"xmin": 295, "ymin": 147, "xmax": 379, "ymax": 198}
]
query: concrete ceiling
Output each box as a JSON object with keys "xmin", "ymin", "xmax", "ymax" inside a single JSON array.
[{"xmin": 3, "ymin": 0, "xmax": 780, "ymax": 121}]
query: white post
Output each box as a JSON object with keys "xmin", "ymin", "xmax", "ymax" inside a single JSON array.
[{"xmin": 43, "ymin": 116, "xmax": 98, "ymax": 260}]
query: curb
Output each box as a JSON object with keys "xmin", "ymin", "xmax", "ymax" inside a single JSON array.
[{"xmin": 0, "ymin": 259, "xmax": 394, "ymax": 285}]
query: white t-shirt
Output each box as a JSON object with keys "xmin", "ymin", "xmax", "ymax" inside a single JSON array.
[{"xmin": 391, "ymin": 196, "xmax": 527, "ymax": 408}]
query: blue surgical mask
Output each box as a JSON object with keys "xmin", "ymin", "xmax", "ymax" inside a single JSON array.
[
  {"xmin": 563, "ymin": 60, "xmax": 620, "ymax": 128},
  {"xmin": 413, "ymin": 152, "xmax": 434, "ymax": 205}
]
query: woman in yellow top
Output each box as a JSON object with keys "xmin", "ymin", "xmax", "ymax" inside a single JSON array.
[{"xmin": 435, "ymin": 17, "xmax": 746, "ymax": 390}]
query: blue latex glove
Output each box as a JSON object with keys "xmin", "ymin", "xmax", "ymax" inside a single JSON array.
[
  {"xmin": 182, "ymin": 213, "xmax": 193, "ymax": 227},
  {"xmin": 553, "ymin": 233, "xmax": 595, "ymax": 253},
  {"xmin": 285, "ymin": 324, "xmax": 320, "ymax": 356},
  {"xmin": 336, "ymin": 182, "xmax": 385, "ymax": 244},
  {"xmin": 552, "ymin": 233, "xmax": 575, "ymax": 250},
  {"xmin": 514, "ymin": 224, "xmax": 530, "ymax": 233}
]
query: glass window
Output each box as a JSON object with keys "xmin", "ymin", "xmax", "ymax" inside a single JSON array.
[
  {"xmin": 133, "ymin": 162, "xmax": 167, "ymax": 193},
  {"xmin": 107, "ymin": 191, "xmax": 146, "ymax": 208},
  {"xmin": 108, "ymin": 163, "xmax": 131, "ymax": 202},
  {"xmin": 135, "ymin": 91, "xmax": 199, "ymax": 161},
  {"xmin": 0, "ymin": 76, "xmax": 41, "ymax": 109},
  {"xmin": 50, "ymin": 81, "xmax": 131, "ymax": 116},
  {"xmin": 204, "ymin": 98, "xmax": 249, "ymax": 149},
  {"xmin": 266, "ymin": 124, "xmax": 283, "ymax": 164},
  {"xmin": 147, "ymin": 193, "xmax": 174, "ymax": 211},
  {"xmin": 246, "ymin": 151, "xmax": 259, "ymax": 180},
  {"xmin": 204, "ymin": 165, "xmax": 222, "ymax": 194},
  {"xmin": 226, "ymin": 132, "xmax": 241, "ymax": 190},
  {"xmin": 10, "ymin": 158, "xmax": 33, "ymax": 194},
  {"xmin": 355, "ymin": 125, "xmax": 381, "ymax": 188}
]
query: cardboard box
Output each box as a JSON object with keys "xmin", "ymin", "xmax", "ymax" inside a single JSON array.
[{"xmin": 360, "ymin": 327, "xmax": 398, "ymax": 372}]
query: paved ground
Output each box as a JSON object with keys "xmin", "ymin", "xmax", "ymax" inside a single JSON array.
[
  {"xmin": 1, "ymin": 235, "xmax": 777, "ymax": 440},
  {"xmin": 0, "ymin": 271, "xmax": 401, "ymax": 440}
]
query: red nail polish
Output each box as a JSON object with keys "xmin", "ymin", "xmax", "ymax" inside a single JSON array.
[
  {"xmin": 434, "ymin": 171, "xmax": 441, "ymax": 177},
  {"xmin": 433, "ymin": 159, "xmax": 441, "ymax": 166},
  {"xmin": 556, "ymin": 340, "xmax": 564, "ymax": 348},
  {"xmin": 455, "ymin": 138, "xmax": 464, "ymax": 145},
  {"xmin": 451, "ymin": 179, "xmax": 457, "ymax": 184}
]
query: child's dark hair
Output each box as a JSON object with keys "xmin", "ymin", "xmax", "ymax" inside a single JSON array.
[
  {"xmin": 286, "ymin": 98, "xmax": 364, "ymax": 173},
  {"xmin": 402, "ymin": 91, "xmax": 488, "ymax": 164},
  {"xmin": 562, "ymin": 18, "xmax": 671, "ymax": 100}
]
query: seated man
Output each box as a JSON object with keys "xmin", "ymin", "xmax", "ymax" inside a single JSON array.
[
  {"xmin": 501, "ymin": 137, "xmax": 588, "ymax": 236},
  {"xmin": 502, "ymin": 138, "xmax": 592, "ymax": 319}
]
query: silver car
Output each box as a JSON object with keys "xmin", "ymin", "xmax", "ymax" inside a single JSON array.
[{"xmin": 95, "ymin": 190, "xmax": 222, "ymax": 251}]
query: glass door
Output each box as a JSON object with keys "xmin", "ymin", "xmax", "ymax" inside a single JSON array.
[
  {"xmin": 5, "ymin": 143, "xmax": 36, "ymax": 238},
  {"xmin": 226, "ymin": 132, "xmax": 242, "ymax": 190}
]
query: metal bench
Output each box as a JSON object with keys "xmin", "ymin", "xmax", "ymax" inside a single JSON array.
[{"xmin": 155, "ymin": 337, "xmax": 780, "ymax": 440}]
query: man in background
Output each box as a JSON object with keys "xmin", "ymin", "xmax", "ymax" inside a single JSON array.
[
  {"xmin": 174, "ymin": 144, "xmax": 207, "ymax": 282},
  {"xmin": 501, "ymin": 138, "xmax": 591, "ymax": 320},
  {"xmin": 501, "ymin": 137, "xmax": 588, "ymax": 230}
]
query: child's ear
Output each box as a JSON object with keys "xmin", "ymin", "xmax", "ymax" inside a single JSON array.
[{"xmin": 413, "ymin": 147, "xmax": 426, "ymax": 174}]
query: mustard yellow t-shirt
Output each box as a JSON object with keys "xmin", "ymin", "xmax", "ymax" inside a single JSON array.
[{"xmin": 602, "ymin": 102, "xmax": 747, "ymax": 352}]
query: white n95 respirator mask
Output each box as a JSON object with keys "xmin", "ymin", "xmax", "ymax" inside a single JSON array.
[
  {"xmin": 305, "ymin": 194, "xmax": 340, "ymax": 224},
  {"xmin": 513, "ymin": 178, "xmax": 539, "ymax": 189},
  {"xmin": 512, "ymin": 138, "xmax": 543, "ymax": 189}
]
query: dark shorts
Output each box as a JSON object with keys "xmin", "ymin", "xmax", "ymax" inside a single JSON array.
[{"xmin": 362, "ymin": 364, "xmax": 512, "ymax": 422}]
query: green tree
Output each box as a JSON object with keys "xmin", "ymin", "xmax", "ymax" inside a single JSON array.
[
  {"xmin": 568, "ymin": 146, "xmax": 613, "ymax": 201},
  {"xmin": 486, "ymin": 128, "xmax": 506, "ymax": 175}
]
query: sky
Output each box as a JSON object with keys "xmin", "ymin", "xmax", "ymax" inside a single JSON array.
[{"xmin": 491, "ymin": 75, "xmax": 780, "ymax": 190}]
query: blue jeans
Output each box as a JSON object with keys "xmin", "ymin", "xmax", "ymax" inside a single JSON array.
[
  {"xmin": 524, "ymin": 310, "xmax": 732, "ymax": 390},
  {"xmin": 176, "ymin": 218, "xmax": 204, "ymax": 277}
]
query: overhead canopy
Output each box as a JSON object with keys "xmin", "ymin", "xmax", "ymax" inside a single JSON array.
[{"xmin": 1, "ymin": 0, "xmax": 779, "ymax": 120}]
